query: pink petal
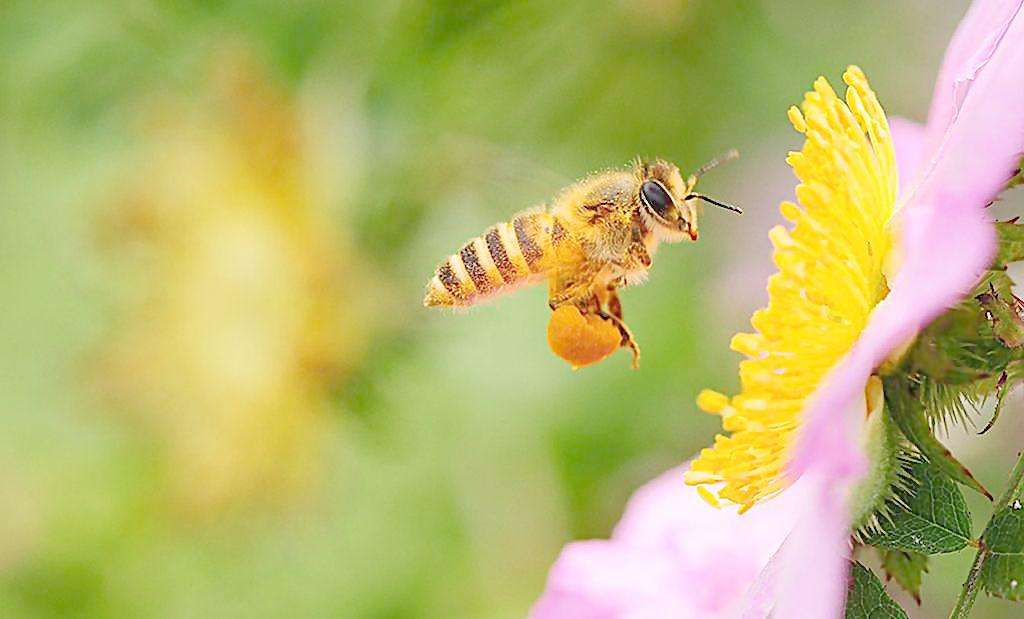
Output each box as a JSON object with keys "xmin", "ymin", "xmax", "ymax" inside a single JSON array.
[
  {"xmin": 889, "ymin": 116, "xmax": 928, "ymax": 194},
  {"xmin": 531, "ymin": 540, "xmax": 687, "ymax": 619},
  {"xmin": 926, "ymin": 0, "xmax": 1024, "ymax": 151},
  {"xmin": 911, "ymin": 1, "xmax": 1024, "ymax": 227},
  {"xmin": 747, "ymin": 471, "xmax": 854, "ymax": 618},
  {"xmin": 742, "ymin": 379, "xmax": 874, "ymax": 616},
  {"xmin": 532, "ymin": 466, "xmax": 812, "ymax": 619},
  {"xmin": 613, "ymin": 466, "xmax": 800, "ymax": 558}
]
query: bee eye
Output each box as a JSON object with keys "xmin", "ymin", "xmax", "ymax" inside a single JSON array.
[{"xmin": 640, "ymin": 180, "xmax": 673, "ymax": 217}]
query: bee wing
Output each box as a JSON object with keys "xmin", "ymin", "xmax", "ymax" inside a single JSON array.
[{"xmin": 437, "ymin": 134, "xmax": 572, "ymax": 213}]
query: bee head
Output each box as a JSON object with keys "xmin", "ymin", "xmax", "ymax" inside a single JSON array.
[{"xmin": 636, "ymin": 152, "xmax": 741, "ymax": 243}]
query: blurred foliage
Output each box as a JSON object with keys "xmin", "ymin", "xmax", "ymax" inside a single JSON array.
[{"xmin": 2, "ymin": 0, "xmax": 1022, "ymax": 617}]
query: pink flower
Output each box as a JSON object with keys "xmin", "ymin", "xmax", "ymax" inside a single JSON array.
[
  {"xmin": 533, "ymin": 1, "xmax": 1024, "ymax": 616},
  {"xmin": 531, "ymin": 465, "xmax": 814, "ymax": 619}
]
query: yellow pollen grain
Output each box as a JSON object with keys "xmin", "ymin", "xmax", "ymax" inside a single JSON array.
[{"xmin": 688, "ymin": 66, "xmax": 897, "ymax": 509}]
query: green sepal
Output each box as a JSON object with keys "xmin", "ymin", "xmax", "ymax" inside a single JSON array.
[
  {"xmin": 883, "ymin": 377, "xmax": 992, "ymax": 500},
  {"xmin": 849, "ymin": 391, "xmax": 902, "ymax": 531},
  {"xmin": 863, "ymin": 456, "xmax": 972, "ymax": 554},
  {"xmin": 975, "ymin": 277, "xmax": 1024, "ymax": 349},
  {"xmin": 902, "ymin": 272, "xmax": 1017, "ymax": 386},
  {"xmin": 880, "ymin": 549, "xmax": 928, "ymax": 605},
  {"xmin": 978, "ymin": 373, "xmax": 1010, "ymax": 435},
  {"xmin": 845, "ymin": 562, "xmax": 908, "ymax": 619}
]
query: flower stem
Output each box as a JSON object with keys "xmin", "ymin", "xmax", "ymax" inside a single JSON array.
[
  {"xmin": 950, "ymin": 541, "xmax": 988, "ymax": 619},
  {"xmin": 949, "ymin": 451, "xmax": 1024, "ymax": 618}
]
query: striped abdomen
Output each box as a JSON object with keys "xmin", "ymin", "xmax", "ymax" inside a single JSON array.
[{"xmin": 424, "ymin": 211, "xmax": 567, "ymax": 307}]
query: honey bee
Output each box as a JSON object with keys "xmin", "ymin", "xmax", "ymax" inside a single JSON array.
[{"xmin": 424, "ymin": 152, "xmax": 741, "ymax": 367}]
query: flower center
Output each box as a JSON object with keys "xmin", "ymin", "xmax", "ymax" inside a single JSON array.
[{"xmin": 685, "ymin": 66, "xmax": 898, "ymax": 511}]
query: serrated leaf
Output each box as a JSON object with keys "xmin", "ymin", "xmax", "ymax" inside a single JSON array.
[
  {"xmin": 845, "ymin": 562, "xmax": 908, "ymax": 619},
  {"xmin": 881, "ymin": 550, "xmax": 928, "ymax": 605},
  {"xmin": 864, "ymin": 457, "xmax": 973, "ymax": 554},
  {"xmin": 979, "ymin": 500, "xmax": 1024, "ymax": 600},
  {"xmin": 884, "ymin": 377, "xmax": 993, "ymax": 500}
]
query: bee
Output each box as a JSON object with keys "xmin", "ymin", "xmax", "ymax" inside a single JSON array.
[{"xmin": 424, "ymin": 152, "xmax": 741, "ymax": 367}]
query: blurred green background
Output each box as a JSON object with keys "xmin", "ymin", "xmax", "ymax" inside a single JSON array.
[{"xmin": 3, "ymin": 1, "xmax": 1023, "ymax": 617}]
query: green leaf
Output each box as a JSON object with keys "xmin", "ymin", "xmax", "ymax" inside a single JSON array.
[
  {"xmin": 845, "ymin": 562, "xmax": 908, "ymax": 619},
  {"xmin": 979, "ymin": 500, "xmax": 1024, "ymax": 600},
  {"xmin": 950, "ymin": 453, "xmax": 1024, "ymax": 615},
  {"xmin": 880, "ymin": 550, "xmax": 928, "ymax": 605},
  {"xmin": 884, "ymin": 377, "xmax": 993, "ymax": 500},
  {"xmin": 864, "ymin": 457, "xmax": 973, "ymax": 554},
  {"xmin": 995, "ymin": 221, "xmax": 1024, "ymax": 265}
]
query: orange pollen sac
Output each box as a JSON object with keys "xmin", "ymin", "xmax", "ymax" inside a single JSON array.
[{"xmin": 547, "ymin": 306, "xmax": 621, "ymax": 369}]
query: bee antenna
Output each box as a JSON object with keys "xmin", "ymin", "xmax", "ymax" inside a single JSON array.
[
  {"xmin": 686, "ymin": 193, "xmax": 743, "ymax": 215},
  {"xmin": 693, "ymin": 148, "xmax": 739, "ymax": 178}
]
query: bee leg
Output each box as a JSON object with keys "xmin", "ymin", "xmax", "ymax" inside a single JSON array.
[
  {"xmin": 595, "ymin": 287, "xmax": 639, "ymax": 367},
  {"xmin": 606, "ymin": 286, "xmax": 623, "ymax": 321},
  {"xmin": 547, "ymin": 264, "xmax": 604, "ymax": 310},
  {"xmin": 597, "ymin": 307, "xmax": 640, "ymax": 369},
  {"xmin": 548, "ymin": 281, "xmax": 593, "ymax": 310}
]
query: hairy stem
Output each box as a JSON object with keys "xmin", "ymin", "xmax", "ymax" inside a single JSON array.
[
  {"xmin": 950, "ymin": 451, "xmax": 1024, "ymax": 618},
  {"xmin": 950, "ymin": 542, "xmax": 988, "ymax": 619}
]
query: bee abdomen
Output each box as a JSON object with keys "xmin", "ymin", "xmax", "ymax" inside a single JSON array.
[{"xmin": 424, "ymin": 213, "xmax": 554, "ymax": 307}]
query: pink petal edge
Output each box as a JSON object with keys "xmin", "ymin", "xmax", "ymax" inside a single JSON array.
[
  {"xmin": 531, "ymin": 466, "xmax": 813, "ymax": 619},
  {"xmin": 888, "ymin": 117, "xmax": 928, "ymax": 195},
  {"xmin": 926, "ymin": 0, "xmax": 1024, "ymax": 153}
]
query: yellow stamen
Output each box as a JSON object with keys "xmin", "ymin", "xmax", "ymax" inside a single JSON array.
[
  {"xmin": 687, "ymin": 66, "xmax": 898, "ymax": 508},
  {"xmin": 697, "ymin": 389, "xmax": 730, "ymax": 414},
  {"xmin": 696, "ymin": 485, "xmax": 722, "ymax": 508}
]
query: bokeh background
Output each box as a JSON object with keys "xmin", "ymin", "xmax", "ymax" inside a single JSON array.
[{"xmin": 3, "ymin": 1, "xmax": 1024, "ymax": 617}]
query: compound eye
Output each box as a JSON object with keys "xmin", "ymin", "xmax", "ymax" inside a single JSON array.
[{"xmin": 641, "ymin": 180, "xmax": 672, "ymax": 217}]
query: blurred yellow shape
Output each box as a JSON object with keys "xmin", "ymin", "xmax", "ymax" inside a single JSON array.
[{"xmin": 94, "ymin": 53, "xmax": 369, "ymax": 518}]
